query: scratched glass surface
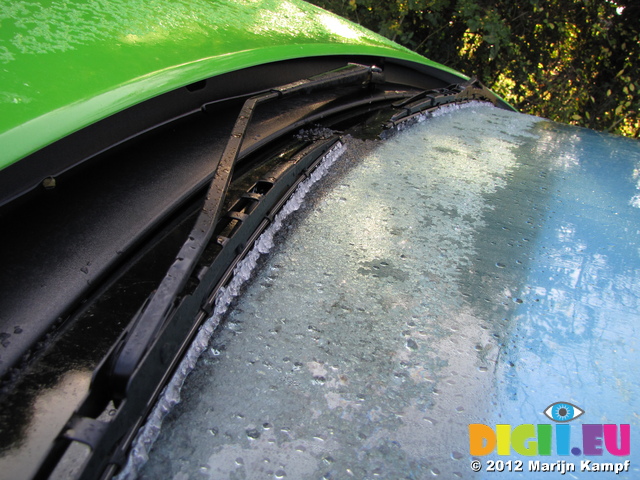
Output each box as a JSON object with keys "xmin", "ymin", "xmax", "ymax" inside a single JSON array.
[{"xmin": 139, "ymin": 106, "xmax": 640, "ymax": 479}]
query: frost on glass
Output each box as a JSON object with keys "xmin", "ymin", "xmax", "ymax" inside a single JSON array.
[
  {"xmin": 116, "ymin": 142, "xmax": 346, "ymax": 480},
  {"xmin": 135, "ymin": 106, "xmax": 640, "ymax": 479}
]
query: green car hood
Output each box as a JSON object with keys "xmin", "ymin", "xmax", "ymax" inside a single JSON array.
[{"xmin": 0, "ymin": 0, "xmax": 466, "ymax": 171}]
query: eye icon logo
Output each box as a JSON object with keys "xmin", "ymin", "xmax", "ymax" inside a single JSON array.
[{"xmin": 544, "ymin": 402, "xmax": 585, "ymax": 422}]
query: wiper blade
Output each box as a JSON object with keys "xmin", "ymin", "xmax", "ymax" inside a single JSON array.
[
  {"xmin": 385, "ymin": 78, "xmax": 500, "ymax": 127},
  {"xmin": 32, "ymin": 63, "xmax": 385, "ymax": 480}
]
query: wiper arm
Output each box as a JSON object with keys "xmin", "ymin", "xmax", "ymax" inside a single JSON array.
[{"xmin": 108, "ymin": 62, "xmax": 381, "ymax": 396}]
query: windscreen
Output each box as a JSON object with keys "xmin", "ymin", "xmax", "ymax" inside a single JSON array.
[{"xmin": 129, "ymin": 105, "xmax": 640, "ymax": 479}]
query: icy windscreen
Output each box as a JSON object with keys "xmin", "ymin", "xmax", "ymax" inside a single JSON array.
[{"xmin": 137, "ymin": 105, "xmax": 640, "ymax": 479}]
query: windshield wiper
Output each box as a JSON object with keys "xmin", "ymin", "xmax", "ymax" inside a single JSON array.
[
  {"xmin": 385, "ymin": 78, "xmax": 501, "ymax": 128},
  {"xmin": 107, "ymin": 63, "xmax": 381, "ymax": 394}
]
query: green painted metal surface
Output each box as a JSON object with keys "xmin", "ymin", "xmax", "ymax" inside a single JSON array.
[{"xmin": 0, "ymin": 0, "xmax": 465, "ymax": 171}]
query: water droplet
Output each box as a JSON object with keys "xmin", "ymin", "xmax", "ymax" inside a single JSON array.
[
  {"xmin": 406, "ymin": 339, "xmax": 418, "ymax": 350},
  {"xmin": 431, "ymin": 467, "xmax": 441, "ymax": 476},
  {"xmin": 495, "ymin": 262, "xmax": 506, "ymax": 268},
  {"xmin": 451, "ymin": 451, "xmax": 464, "ymax": 460},
  {"xmin": 208, "ymin": 428, "xmax": 218, "ymax": 436},
  {"xmin": 235, "ymin": 457, "xmax": 244, "ymax": 465},
  {"xmin": 246, "ymin": 428, "xmax": 261, "ymax": 439},
  {"xmin": 456, "ymin": 406, "xmax": 464, "ymax": 412},
  {"xmin": 275, "ymin": 470, "xmax": 286, "ymax": 478}
]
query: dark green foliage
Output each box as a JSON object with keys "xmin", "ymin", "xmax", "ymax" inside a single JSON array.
[{"xmin": 310, "ymin": 0, "xmax": 639, "ymax": 137}]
